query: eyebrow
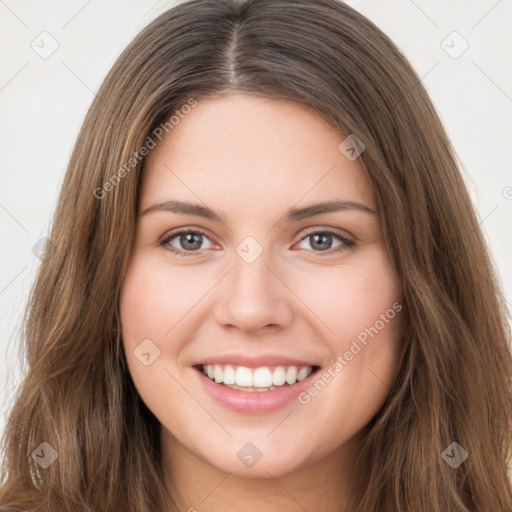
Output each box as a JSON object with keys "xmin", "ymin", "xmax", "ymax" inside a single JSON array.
[{"xmin": 141, "ymin": 199, "xmax": 377, "ymax": 222}]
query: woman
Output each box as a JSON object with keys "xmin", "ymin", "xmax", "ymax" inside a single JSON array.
[{"xmin": 1, "ymin": 0, "xmax": 511, "ymax": 511}]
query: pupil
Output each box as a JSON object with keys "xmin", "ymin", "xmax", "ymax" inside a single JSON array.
[
  {"xmin": 312, "ymin": 234, "xmax": 331, "ymax": 251},
  {"xmin": 181, "ymin": 233, "xmax": 202, "ymax": 250}
]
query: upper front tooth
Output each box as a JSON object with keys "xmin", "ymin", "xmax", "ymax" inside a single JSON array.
[
  {"xmin": 253, "ymin": 367, "xmax": 273, "ymax": 387},
  {"xmin": 236, "ymin": 366, "xmax": 253, "ymax": 387},
  {"xmin": 272, "ymin": 366, "xmax": 286, "ymax": 386}
]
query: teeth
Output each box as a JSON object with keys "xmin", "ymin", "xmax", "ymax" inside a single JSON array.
[
  {"xmin": 214, "ymin": 364, "xmax": 223, "ymax": 383},
  {"xmin": 253, "ymin": 367, "xmax": 273, "ymax": 387},
  {"xmin": 297, "ymin": 367, "xmax": 310, "ymax": 381},
  {"xmin": 272, "ymin": 366, "xmax": 286, "ymax": 386},
  {"xmin": 285, "ymin": 366, "xmax": 298, "ymax": 385},
  {"xmin": 236, "ymin": 366, "xmax": 253, "ymax": 387},
  {"xmin": 223, "ymin": 364, "xmax": 236, "ymax": 385},
  {"xmin": 201, "ymin": 364, "xmax": 314, "ymax": 390}
]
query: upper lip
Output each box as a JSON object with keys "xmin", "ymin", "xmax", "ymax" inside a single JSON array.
[{"xmin": 193, "ymin": 354, "xmax": 320, "ymax": 368}]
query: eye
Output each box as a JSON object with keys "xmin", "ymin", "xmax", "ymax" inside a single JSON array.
[
  {"xmin": 159, "ymin": 227, "xmax": 356, "ymax": 257},
  {"xmin": 159, "ymin": 228, "xmax": 216, "ymax": 256},
  {"xmin": 294, "ymin": 228, "xmax": 356, "ymax": 254}
]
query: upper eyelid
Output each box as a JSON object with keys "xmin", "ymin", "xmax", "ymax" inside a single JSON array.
[
  {"xmin": 161, "ymin": 226, "xmax": 214, "ymax": 243},
  {"xmin": 300, "ymin": 226, "xmax": 354, "ymax": 240}
]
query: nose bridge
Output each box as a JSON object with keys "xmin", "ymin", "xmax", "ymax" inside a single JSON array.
[
  {"xmin": 214, "ymin": 237, "xmax": 293, "ymax": 332},
  {"xmin": 232, "ymin": 246, "xmax": 271, "ymax": 297}
]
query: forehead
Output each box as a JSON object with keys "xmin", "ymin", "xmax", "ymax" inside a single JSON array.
[{"xmin": 140, "ymin": 93, "xmax": 375, "ymax": 216}]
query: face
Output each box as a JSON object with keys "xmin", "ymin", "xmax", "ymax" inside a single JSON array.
[{"xmin": 120, "ymin": 93, "xmax": 404, "ymax": 479}]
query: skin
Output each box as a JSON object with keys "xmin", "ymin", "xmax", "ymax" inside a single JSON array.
[{"xmin": 119, "ymin": 93, "xmax": 404, "ymax": 512}]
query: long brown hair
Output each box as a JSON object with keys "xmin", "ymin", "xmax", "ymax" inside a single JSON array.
[{"xmin": 1, "ymin": 0, "xmax": 511, "ymax": 510}]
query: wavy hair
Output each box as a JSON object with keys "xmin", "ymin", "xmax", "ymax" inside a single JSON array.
[{"xmin": 1, "ymin": 0, "xmax": 511, "ymax": 510}]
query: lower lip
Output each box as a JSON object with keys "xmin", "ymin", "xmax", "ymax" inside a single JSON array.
[{"xmin": 194, "ymin": 367, "xmax": 319, "ymax": 414}]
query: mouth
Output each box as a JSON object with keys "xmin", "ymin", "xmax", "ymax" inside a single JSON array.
[
  {"xmin": 195, "ymin": 363, "xmax": 321, "ymax": 392},
  {"xmin": 192, "ymin": 363, "xmax": 321, "ymax": 413}
]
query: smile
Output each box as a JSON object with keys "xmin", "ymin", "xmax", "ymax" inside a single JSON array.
[
  {"xmin": 199, "ymin": 364, "xmax": 316, "ymax": 391},
  {"xmin": 193, "ymin": 361, "xmax": 321, "ymax": 414}
]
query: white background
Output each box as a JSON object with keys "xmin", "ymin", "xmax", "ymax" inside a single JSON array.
[{"xmin": 1, "ymin": 0, "xmax": 511, "ymax": 439}]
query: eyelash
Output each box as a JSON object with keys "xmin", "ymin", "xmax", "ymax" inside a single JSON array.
[{"xmin": 158, "ymin": 227, "xmax": 356, "ymax": 257}]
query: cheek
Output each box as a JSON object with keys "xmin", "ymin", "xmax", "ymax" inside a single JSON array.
[
  {"xmin": 120, "ymin": 256, "xmax": 209, "ymax": 340},
  {"xmin": 288, "ymin": 247, "xmax": 403, "ymax": 345},
  {"xmin": 119, "ymin": 256, "xmax": 182, "ymax": 381}
]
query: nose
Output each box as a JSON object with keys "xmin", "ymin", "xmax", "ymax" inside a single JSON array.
[{"xmin": 214, "ymin": 250, "xmax": 294, "ymax": 334}]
